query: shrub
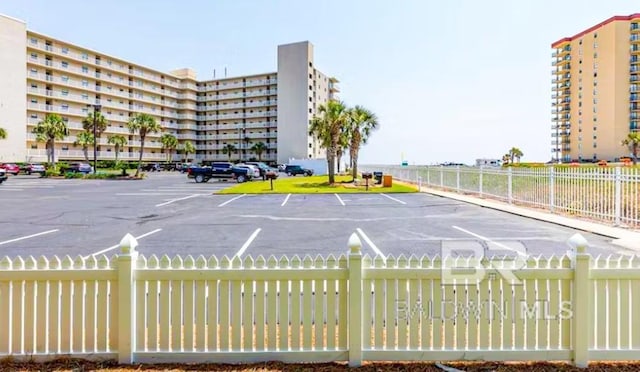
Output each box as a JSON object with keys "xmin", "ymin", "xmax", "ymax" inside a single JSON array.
[
  {"xmin": 64, "ymin": 172, "xmax": 84, "ymax": 179},
  {"xmin": 43, "ymin": 168, "xmax": 60, "ymax": 178}
]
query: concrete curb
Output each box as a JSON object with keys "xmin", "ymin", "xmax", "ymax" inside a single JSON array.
[{"xmin": 419, "ymin": 186, "xmax": 640, "ymax": 252}]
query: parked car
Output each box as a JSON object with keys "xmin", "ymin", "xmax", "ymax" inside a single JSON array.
[
  {"xmin": 235, "ymin": 164, "xmax": 261, "ymax": 179},
  {"xmin": 24, "ymin": 163, "xmax": 46, "ymax": 175},
  {"xmin": 187, "ymin": 162, "xmax": 253, "ymax": 183},
  {"xmin": 284, "ymin": 165, "xmax": 313, "ymax": 176},
  {"xmin": 0, "ymin": 168, "xmax": 7, "ymax": 184},
  {"xmin": 0, "ymin": 163, "xmax": 20, "ymax": 175},
  {"xmin": 277, "ymin": 164, "xmax": 287, "ymax": 172},
  {"xmin": 142, "ymin": 163, "xmax": 161, "ymax": 172},
  {"xmin": 67, "ymin": 162, "xmax": 93, "ymax": 174}
]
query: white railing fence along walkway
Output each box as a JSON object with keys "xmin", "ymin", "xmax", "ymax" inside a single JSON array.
[
  {"xmin": 1, "ymin": 233, "xmax": 640, "ymax": 367},
  {"xmin": 362, "ymin": 165, "xmax": 640, "ymax": 228}
]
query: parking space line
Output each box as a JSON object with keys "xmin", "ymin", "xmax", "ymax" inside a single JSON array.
[
  {"xmin": 156, "ymin": 194, "xmax": 200, "ymax": 207},
  {"xmin": 234, "ymin": 228, "xmax": 262, "ymax": 259},
  {"xmin": 452, "ymin": 225, "xmax": 528, "ymax": 257},
  {"xmin": 380, "ymin": 193, "xmax": 407, "ymax": 205},
  {"xmin": 0, "ymin": 229, "xmax": 59, "ymax": 246},
  {"xmin": 335, "ymin": 193, "xmax": 346, "ymax": 206},
  {"xmin": 281, "ymin": 194, "xmax": 291, "ymax": 207},
  {"xmin": 84, "ymin": 228, "xmax": 162, "ymax": 258},
  {"xmin": 356, "ymin": 228, "xmax": 386, "ymax": 260},
  {"xmin": 117, "ymin": 193, "xmax": 200, "ymax": 196},
  {"xmin": 218, "ymin": 194, "xmax": 247, "ymax": 207}
]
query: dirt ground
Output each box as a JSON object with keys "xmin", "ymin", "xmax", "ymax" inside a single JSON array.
[{"xmin": 2, "ymin": 359, "xmax": 640, "ymax": 372}]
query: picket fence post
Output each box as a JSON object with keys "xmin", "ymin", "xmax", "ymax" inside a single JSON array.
[
  {"xmin": 118, "ymin": 233, "xmax": 139, "ymax": 364},
  {"xmin": 568, "ymin": 233, "xmax": 591, "ymax": 368},
  {"xmin": 348, "ymin": 233, "xmax": 363, "ymax": 367}
]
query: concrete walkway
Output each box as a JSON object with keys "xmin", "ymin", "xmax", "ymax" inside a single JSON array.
[{"xmin": 419, "ymin": 186, "xmax": 640, "ymax": 252}]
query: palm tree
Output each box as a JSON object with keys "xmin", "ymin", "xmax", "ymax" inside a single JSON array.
[
  {"xmin": 0, "ymin": 127, "xmax": 7, "ymax": 140},
  {"xmin": 73, "ymin": 131, "xmax": 95, "ymax": 163},
  {"xmin": 621, "ymin": 132, "xmax": 640, "ymax": 165},
  {"xmin": 251, "ymin": 142, "xmax": 267, "ymax": 162},
  {"xmin": 222, "ymin": 144, "xmax": 237, "ymax": 162},
  {"xmin": 509, "ymin": 147, "xmax": 524, "ymax": 163},
  {"xmin": 82, "ymin": 111, "xmax": 108, "ymax": 162},
  {"xmin": 309, "ymin": 100, "xmax": 348, "ymax": 184},
  {"xmin": 127, "ymin": 113, "xmax": 161, "ymax": 177},
  {"xmin": 182, "ymin": 140, "xmax": 196, "ymax": 162},
  {"xmin": 346, "ymin": 105, "xmax": 379, "ymax": 180},
  {"xmin": 33, "ymin": 113, "xmax": 68, "ymax": 167},
  {"xmin": 160, "ymin": 133, "xmax": 178, "ymax": 163},
  {"xmin": 107, "ymin": 134, "xmax": 128, "ymax": 164}
]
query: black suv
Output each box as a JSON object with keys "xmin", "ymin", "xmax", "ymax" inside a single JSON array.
[{"xmin": 284, "ymin": 165, "xmax": 313, "ymax": 176}]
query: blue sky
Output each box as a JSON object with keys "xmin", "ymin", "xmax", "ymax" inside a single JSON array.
[{"xmin": 1, "ymin": 1, "xmax": 638, "ymax": 165}]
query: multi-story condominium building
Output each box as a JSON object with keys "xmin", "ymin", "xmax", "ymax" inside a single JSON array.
[
  {"xmin": 0, "ymin": 14, "xmax": 339, "ymax": 165},
  {"xmin": 551, "ymin": 13, "xmax": 640, "ymax": 163}
]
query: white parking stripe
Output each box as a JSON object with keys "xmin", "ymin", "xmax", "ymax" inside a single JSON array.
[
  {"xmin": 380, "ymin": 193, "xmax": 407, "ymax": 205},
  {"xmin": 218, "ymin": 194, "xmax": 247, "ymax": 207},
  {"xmin": 452, "ymin": 225, "xmax": 528, "ymax": 257},
  {"xmin": 0, "ymin": 229, "xmax": 59, "ymax": 246},
  {"xmin": 234, "ymin": 228, "xmax": 262, "ymax": 258},
  {"xmin": 281, "ymin": 194, "xmax": 291, "ymax": 207},
  {"xmin": 356, "ymin": 228, "xmax": 386, "ymax": 260},
  {"xmin": 156, "ymin": 194, "xmax": 200, "ymax": 207},
  {"xmin": 84, "ymin": 228, "xmax": 162, "ymax": 258},
  {"xmin": 117, "ymin": 193, "xmax": 202, "ymax": 196},
  {"xmin": 335, "ymin": 193, "xmax": 346, "ymax": 206}
]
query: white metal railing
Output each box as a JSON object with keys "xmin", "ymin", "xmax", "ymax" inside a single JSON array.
[{"xmin": 362, "ymin": 165, "xmax": 640, "ymax": 228}]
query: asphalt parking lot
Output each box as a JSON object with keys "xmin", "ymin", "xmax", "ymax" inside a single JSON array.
[{"xmin": 0, "ymin": 172, "xmax": 633, "ymax": 260}]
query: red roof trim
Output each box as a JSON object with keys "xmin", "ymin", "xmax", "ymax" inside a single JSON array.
[{"xmin": 551, "ymin": 13, "xmax": 640, "ymax": 48}]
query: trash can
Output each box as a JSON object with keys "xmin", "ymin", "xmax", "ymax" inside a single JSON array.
[
  {"xmin": 373, "ymin": 171, "xmax": 383, "ymax": 184},
  {"xmin": 382, "ymin": 175, "xmax": 393, "ymax": 187}
]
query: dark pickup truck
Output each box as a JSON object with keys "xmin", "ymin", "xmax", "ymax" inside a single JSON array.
[{"xmin": 187, "ymin": 162, "xmax": 253, "ymax": 183}]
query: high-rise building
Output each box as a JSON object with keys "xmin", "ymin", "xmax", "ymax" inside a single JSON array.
[
  {"xmin": 0, "ymin": 14, "xmax": 339, "ymax": 165},
  {"xmin": 551, "ymin": 13, "xmax": 640, "ymax": 163}
]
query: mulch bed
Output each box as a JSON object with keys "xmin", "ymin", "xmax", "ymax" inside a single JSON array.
[{"xmin": 2, "ymin": 359, "xmax": 640, "ymax": 371}]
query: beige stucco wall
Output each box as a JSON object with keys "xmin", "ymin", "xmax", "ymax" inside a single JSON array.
[
  {"xmin": 554, "ymin": 16, "xmax": 640, "ymax": 161},
  {"xmin": 0, "ymin": 15, "xmax": 27, "ymax": 162}
]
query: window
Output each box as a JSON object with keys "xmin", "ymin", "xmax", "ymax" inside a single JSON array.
[
  {"xmin": 30, "ymin": 53, "xmax": 37, "ymax": 60},
  {"xmin": 61, "ymin": 75, "xmax": 69, "ymax": 82},
  {"xmin": 82, "ymin": 66, "xmax": 89, "ymax": 73},
  {"xmin": 61, "ymin": 61, "xmax": 69, "ymax": 68},
  {"xmin": 61, "ymin": 90, "xmax": 69, "ymax": 96},
  {"xmin": 81, "ymin": 52, "xmax": 88, "ymax": 60},
  {"xmin": 30, "ymin": 98, "xmax": 37, "ymax": 104},
  {"xmin": 30, "ymin": 84, "xmax": 37, "ymax": 89},
  {"xmin": 82, "ymin": 93, "xmax": 88, "ymax": 100},
  {"xmin": 82, "ymin": 80, "xmax": 88, "ymax": 87},
  {"xmin": 29, "ymin": 68, "xmax": 37, "ymax": 76},
  {"xmin": 61, "ymin": 47, "xmax": 68, "ymax": 54},
  {"xmin": 30, "ymin": 38, "xmax": 37, "ymax": 45},
  {"xmin": 61, "ymin": 104, "xmax": 69, "ymax": 111},
  {"xmin": 82, "ymin": 108, "xmax": 88, "ymax": 113}
]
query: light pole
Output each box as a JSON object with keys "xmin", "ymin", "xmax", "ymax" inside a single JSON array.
[{"xmin": 92, "ymin": 104, "xmax": 101, "ymax": 174}]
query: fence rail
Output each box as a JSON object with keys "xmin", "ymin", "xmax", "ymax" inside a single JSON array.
[
  {"xmin": 362, "ymin": 165, "xmax": 640, "ymax": 228},
  {"xmin": 1, "ymin": 234, "xmax": 640, "ymax": 367}
]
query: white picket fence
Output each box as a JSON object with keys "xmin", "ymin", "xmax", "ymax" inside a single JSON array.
[
  {"xmin": 1, "ymin": 233, "xmax": 640, "ymax": 367},
  {"xmin": 362, "ymin": 165, "xmax": 640, "ymax": 228}
]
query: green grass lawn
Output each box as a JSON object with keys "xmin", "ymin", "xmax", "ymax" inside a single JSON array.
[{"xmin": 216, "ymin": 175, "xmax": 418, "ymax": 194}]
